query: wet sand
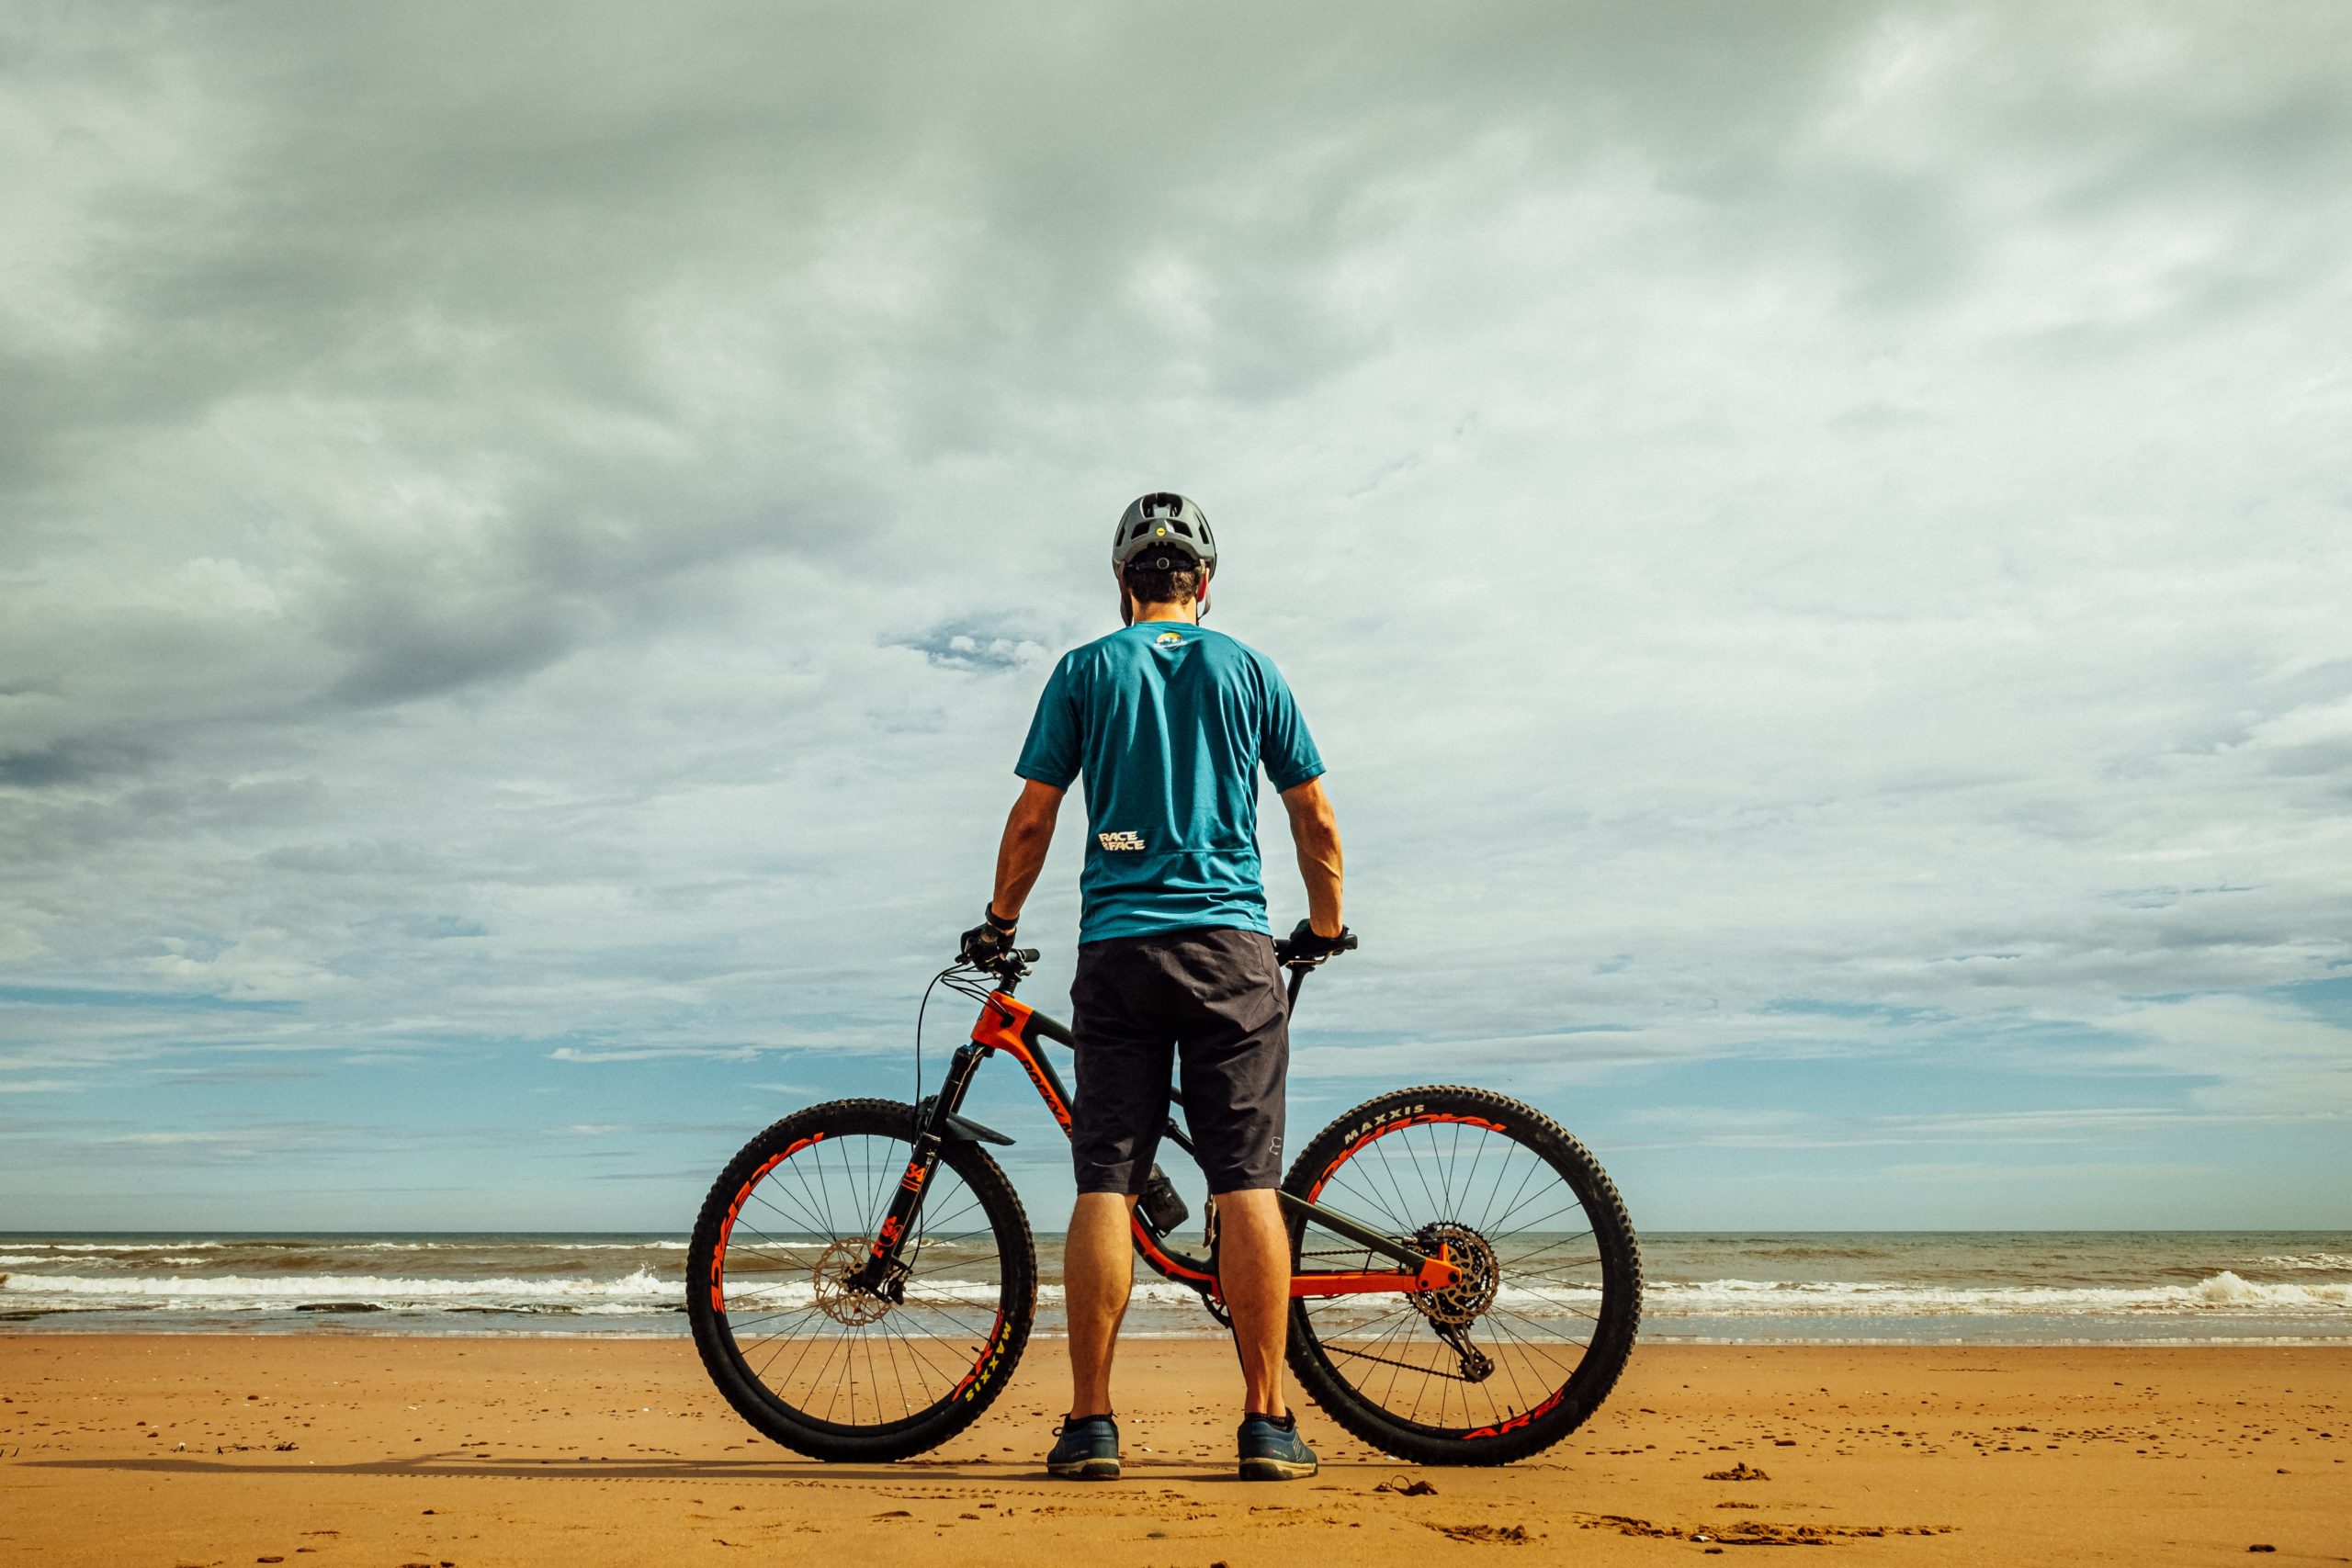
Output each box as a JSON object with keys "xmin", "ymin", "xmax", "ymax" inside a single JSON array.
[{"xmin": 1, "ymin": 1336, "xmax": 2345, "ymax": 1565}]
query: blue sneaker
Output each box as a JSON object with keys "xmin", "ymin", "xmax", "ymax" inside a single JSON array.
[
  {"xmin": 1047, "ymin": 1414, "xmax": 1121, "ymax": 1480},
  {"xmin": 1237, "ymin": 1412, "xmax": 1317, "ymax": 1481}
]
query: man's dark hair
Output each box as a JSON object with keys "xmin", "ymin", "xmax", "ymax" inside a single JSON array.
[{"xmin": 1122, "ymin": 556, "xmax": 1204, "ymax": 606}]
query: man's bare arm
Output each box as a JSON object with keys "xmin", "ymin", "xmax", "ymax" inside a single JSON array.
[
  {"xmin": 989, "ymin": 778, "xmax": 1066, "ymax": 924},
  {"xmin": 1280, "ymin": 776, "xmax": 1344, "ymax": 938}
]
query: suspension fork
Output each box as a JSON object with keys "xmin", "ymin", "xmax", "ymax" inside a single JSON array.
[{"xmin": 844, "ymin": 1040, "xmax": 987, "ymax": 1295}]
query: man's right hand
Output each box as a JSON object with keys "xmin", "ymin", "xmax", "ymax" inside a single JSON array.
[{"xmin": 959, "ymin": 907, "xmax": 1019, "ymax": 966}]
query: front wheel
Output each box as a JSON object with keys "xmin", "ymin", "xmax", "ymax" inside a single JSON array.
[
  {"xmin": 1283, "ymin": 1085, "xmax": 1641, "ymax": 1465},
  {"xmin": 686, "ymin": 1099, "xmax": 1036, "ymax": 1462}
]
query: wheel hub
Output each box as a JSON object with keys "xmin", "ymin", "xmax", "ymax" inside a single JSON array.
[
  {"xmin": 1410, "ymin": 1222, "xmax": 1499, "ymax": 1326},
  {"xmin": 810, "ymin": 1238, "xmax": 893, "ymax": 1325}
]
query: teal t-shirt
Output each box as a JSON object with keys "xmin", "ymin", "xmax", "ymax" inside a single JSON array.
[{"xmin": 1015, "ymin": 621, "xmax": 1324, "ymax": 944}]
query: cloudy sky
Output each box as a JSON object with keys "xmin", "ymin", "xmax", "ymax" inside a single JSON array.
[{"xmin": 4, "ymin": 2, "xmax": 2348, "ymax": 1233}]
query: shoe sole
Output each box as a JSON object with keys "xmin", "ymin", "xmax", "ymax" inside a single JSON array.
[
  {"xmin": 1047, "ymin": 1457, "xmax": 1122, "ymax": 1480},
  {"xmin": 1238, "ymin": 1455, "xmax": 1318, "ymax": 1481}
]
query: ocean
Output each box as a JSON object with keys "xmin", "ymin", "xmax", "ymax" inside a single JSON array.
[{"xmin": 3, "ymin": 1231, "xmax": 2347, "ymax": 1343}]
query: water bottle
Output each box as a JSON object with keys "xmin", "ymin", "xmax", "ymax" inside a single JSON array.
[{"xmin": 1139, "ymin": 1164, "xmax": 1189, "ymax": 1234}]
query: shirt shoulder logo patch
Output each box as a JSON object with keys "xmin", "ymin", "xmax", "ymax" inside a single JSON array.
[
  {"xmin": 1097, "ymin": 829, "xmax": 1146, "ymax": 852},
  {"xmin": 1154, "ymin": 630, "xmax": 1183, "ymax": 647}
]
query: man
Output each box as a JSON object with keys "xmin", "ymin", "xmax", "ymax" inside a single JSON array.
[{"xmin": 959, "ymin": 492, "xmax": 1348, "ymax": 1483}]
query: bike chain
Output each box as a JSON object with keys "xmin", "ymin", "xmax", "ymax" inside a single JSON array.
[{"xmin": 1320, "ymin": 1337, "xmax": 1486, "ymax": 1384}]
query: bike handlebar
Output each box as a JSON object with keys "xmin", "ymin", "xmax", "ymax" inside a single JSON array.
[{"xmin": 969, "ymin": 936, "xmax": 1349, "ymax": 985}]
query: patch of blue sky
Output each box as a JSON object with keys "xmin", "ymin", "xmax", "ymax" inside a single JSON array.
[{"xmin": 2272, "ymin": 975, "xmax": 2352, "ymax": 1018}]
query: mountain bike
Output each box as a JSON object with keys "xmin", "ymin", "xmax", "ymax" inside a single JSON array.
[{"xmin": 686, "ymin": 937, "xmax": 1641, "ymax": 1466}]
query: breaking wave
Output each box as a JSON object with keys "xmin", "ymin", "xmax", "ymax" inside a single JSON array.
[
  {"xmin": 2255, "ymin": 1253, "xmax": 2352, "ymax": 1272},
  {"xmin": 0, "ymin": 1267, "xmax": 679, "ymax": 1315},
  {"xmin": 1641, "ymin": 1271, "xmax": 2352, "ymax": 1318}
]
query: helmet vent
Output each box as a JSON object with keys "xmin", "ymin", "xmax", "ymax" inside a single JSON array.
[{"xmin": 1171, "ymin": 520, "xmax": 1193, "ymax": 537}]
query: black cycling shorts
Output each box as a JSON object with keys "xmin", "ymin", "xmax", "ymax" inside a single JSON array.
[{"xmin": 1069, "ymin": 926, "xmax": 1288, "ymax": 1195}]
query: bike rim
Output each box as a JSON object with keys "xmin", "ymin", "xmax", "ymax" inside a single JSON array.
[
  {"xmin": 711, "ymin": 1130, "xmax": 1012, "ymax": 1435},
  {"xmin": 1299, "ymin": 1111, "xmax": 1615, "ymax": 1438}
]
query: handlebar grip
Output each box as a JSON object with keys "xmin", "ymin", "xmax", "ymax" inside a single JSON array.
[
  {"xmin": 1014, "ymin": 947, "xmax": 1041, "ymax": 964},
  {"xmin": 1272, "ymin": 931, "xmax": 1358, "ymax": 964}
]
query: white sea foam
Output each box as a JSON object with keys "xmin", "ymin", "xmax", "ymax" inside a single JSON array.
[
  {"xmin": 0, "ymin": 1266, "xmax": 1023, "ymax": 1316},
  {"xmin": 1637, "ymin": 1271, "xmax": 2352, "ymax": 1318},
  {"xmin": 1032, "ymin": 1283, "xmax": 1204, "ymax": 1309},
  {"xmin": 545, "ymin": 1241, "xmax": 689, "ymax": 1251},
  {"xmin": 332, "ymin": 1242, "xmax": 483, "ymax": 1252},
  {"xmin": 10, "ymin": 1241, "xmax": 230, "ymax": 1254},
  {"xmin": 0, "ymin": 1267, "xmax": 678, "ymax": 1313},
  {"xmin": 2254, "ymin": 1253, "xmax": 2352, "ymax": 1272},
  {"xmin": 240, "ymin": 1240, "xmax": 690, "ymax": 1254},
  {"xmin": 318, "ymin": 1240, "xmax": 687, "ymax": 1252}
]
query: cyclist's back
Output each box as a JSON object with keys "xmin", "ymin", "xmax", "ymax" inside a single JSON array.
[{"xmin": 1017, "ymin": 619, "xmax": 1322, "ymax": 942}]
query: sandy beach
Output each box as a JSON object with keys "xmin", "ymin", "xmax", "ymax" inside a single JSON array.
[{"xmin": 1, "ymin": 1336, "xmax": 2344, "ymax": 1566}]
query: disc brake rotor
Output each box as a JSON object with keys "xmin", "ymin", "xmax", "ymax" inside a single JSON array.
[{"xmin": 810, "ymin": 1237, "xmax": 894, "ymax": 1325}]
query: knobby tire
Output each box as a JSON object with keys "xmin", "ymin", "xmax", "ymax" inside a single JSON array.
[
  {"xmin": 685, "ymin": 1099, "xmax": 1036, "ymax": 1462},
  {"xmin": 1282, "ymin": 1084, "xmax": 1642, "ymax": 1466}
]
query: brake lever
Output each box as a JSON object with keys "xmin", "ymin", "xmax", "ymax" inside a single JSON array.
[{"xmin": 984, "ymin": 946, "xmax": 1039, "ymax": 984}]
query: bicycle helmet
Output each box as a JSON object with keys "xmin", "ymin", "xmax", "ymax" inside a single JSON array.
[{"xmin": 1112, "ymin": 492, "xmax": 1216, "ymax": 579}]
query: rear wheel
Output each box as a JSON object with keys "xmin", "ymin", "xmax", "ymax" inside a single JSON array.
[
  {"xmin": 687, "ymin": 1099, "xmax": 1035, "ymax": 1462},
  {"xmin": 1283, "ymin": 1085, "xmax": 1640, "ymax": 1465}
]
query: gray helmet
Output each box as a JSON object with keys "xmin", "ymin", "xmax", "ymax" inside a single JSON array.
[{"xmin": 1112, "ymin": 492, "xmax": 1216, "ymax": 578}]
